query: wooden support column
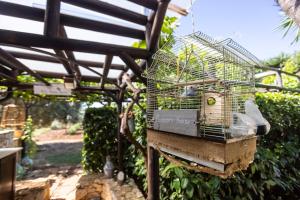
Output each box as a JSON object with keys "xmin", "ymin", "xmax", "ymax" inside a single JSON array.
[
  {"xmin": 147, "ymin": 145, "xmax": 160, "ymax": 200},
  {"xmin": 117, "ymin": 100, "xmax": 124, "ymax": 171},
  {"xmin": 44, "ymin": 0, "xmax": 61, "ymax": 37},
  {"xmin": 100, "ymin": 55, "xmax": 113, "ymax": 89},
  {"xmin": 148, "ymin": 0, "xmax": 170, "ymax": 53}
]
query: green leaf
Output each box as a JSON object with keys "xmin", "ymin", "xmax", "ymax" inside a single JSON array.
[
  {"xmin": 186, "ymin": 184, "xmax": 194, "ymax": 198},
  {"xmin": 174, "ymin": 167, "xmax": 183, "ymax": 178},
  {"xmin": 181, "ymin": 178, "xmax": 189, "ymax": 189}
]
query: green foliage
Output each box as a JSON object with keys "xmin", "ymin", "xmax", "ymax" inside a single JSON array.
[
  {"xmin": 124, "ymin": 92, "xmax": 300, "ymax": 199},
  {"xmin": 50, "ymin": 119, "xmax": 64, "ymax": 130},
  {"xmin": 262, "ymin": 52, "xmax": 300, "ymax": 88},
  {"xmin": 278, "ymin": 16, "xmax": 300, "ymax": 44},
  {"xmin": 67, "ymin": 123, "xmax": 82, "ymax": 135},
  {"xmin": 81, "ymin": 107, "xmax": 118, "ymax": 172},
  {"xmin": 22, "ymin": 116, "xmax": 37, "ymax": 158}
]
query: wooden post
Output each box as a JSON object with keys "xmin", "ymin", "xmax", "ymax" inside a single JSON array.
[
  {"xmin": 44, "ymin": 0, "xmax": 61, "ymax": 37},
  {"xmin": 117, "ymin": 100, "xmax": 124, "ymax": 171},
  {"xmin": 147, "ymin": 145, "xmax": 160, "ymax": 200}
]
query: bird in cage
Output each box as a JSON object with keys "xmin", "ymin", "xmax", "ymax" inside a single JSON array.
[{"xmin": 181, "ymin": 85, "xmax": 197, "ymax": 97}]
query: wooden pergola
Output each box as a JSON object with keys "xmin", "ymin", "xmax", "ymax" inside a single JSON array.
[
  {"xmin": 0, "ymin": 1, "xmax": 184, "ymax": 199},
  {"xmin": 0, "ymin": 0, "xmax": 174, "ymax": 94}
]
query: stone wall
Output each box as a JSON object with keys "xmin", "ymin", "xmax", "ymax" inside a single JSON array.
[
  {"xmin": 15, "ymin": 178, "xmax": 50, "ymax": 200},
  {"xmin": 76, "ymin": 174, "xmax": 145, "ymax": 200},
  {"xmin": 0, "ymin": 130, "xmax": 13, "ymax": 148}
]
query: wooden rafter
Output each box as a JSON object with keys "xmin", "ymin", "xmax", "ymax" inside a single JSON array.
[
  {"xmin": 100, "ymin": 55, "xmax": 113, "ymax": 89},
  {"xmin": 59, "ymin": 26, "xmax": 82, "ymax": 81},
  {"xmin": 0, "ymin": 29, "xmax": 149, "ymax": 59},
  {"xmin": 149, "ymin": 0, "xmax": 171, "ymax": 53},
  {"xmin": 7, "ymin": 51, "xmax": 125, "ymax": 70},
  {"xmin": 127, "ymin": 0, "xmax": 158, "ymax": 10},
  {"xmin": 61, "ymin": 0, "xmax": 148, "ymax": 25},
  {"xmin": 33, "ymin": 70, "xmax": 117, "ymax": 83},
  {"xmin": 119, "ymin": 52, "xmax": 147, "ymax": 84},
  {"xmin": 0, "ymin": 65, "xmax": 16, "ymax": 82},
  {"xmin": 44, "ymin": 0, "xmax": 61, "ymax": 37},
  {"xmin": 0, "ymin": 1, "xmax": 145, "ymax": 40},
  {"xmin": 54, "ymin": 50, "xmax": 73, "ymax": 75},
  {"xmin": 0, "ymin": 48, "xmax": 49, "ymax": 85}
]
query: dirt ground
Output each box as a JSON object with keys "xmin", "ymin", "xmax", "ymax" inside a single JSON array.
[{"xmin": 22, "ymin": 129, "xmax": 84, "ymax": 200}]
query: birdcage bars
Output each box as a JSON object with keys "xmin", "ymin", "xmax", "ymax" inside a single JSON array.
[{"xmin": 146, "ymin": 31, "xmax": 257, "ymax": 141}]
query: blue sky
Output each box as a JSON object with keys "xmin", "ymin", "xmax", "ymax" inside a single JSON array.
[
  {"xmin": 175, "ymin": 0, "xmax": 299, "ymax": 61},
  {"xmin": 0, "ymin": 0, "xmax": 298, "ymax": 73}
]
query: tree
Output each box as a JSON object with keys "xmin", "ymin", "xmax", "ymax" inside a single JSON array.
[
  {"xmin": 278, "ymin": 0, "xmax": 300, "ymax": 27},
  {"xmin": 278, "ymin": 0, "xmax": 300, "ymax": 43}
]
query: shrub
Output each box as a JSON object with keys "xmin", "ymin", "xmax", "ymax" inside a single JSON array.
[
  {"xmin": 67, "ymin": 123, "xmax": 82, "ymax": 135},
  {"xmin": 81, "ymin": 106, "xmax": 118, "ymax": 172},
  {"xmin": 50, "ymin": 119, "xmax": 64, "ymax": 130},
  {"xmin": 125, "ymin": 93, "xmax": 300, "ymax": 199},
  {"xmin": 22, "ymin": 116, "xmax": 37, "ymax": 158}
]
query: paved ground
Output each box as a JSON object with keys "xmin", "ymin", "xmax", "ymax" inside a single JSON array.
[{"xmin": 23, "ymin": 129, "xmax": 84, "ymax": 200}]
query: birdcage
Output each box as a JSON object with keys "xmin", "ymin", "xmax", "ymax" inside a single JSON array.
[{"xmin": 146, "ymin": 32, "xmax": 261, "ymax": 141}]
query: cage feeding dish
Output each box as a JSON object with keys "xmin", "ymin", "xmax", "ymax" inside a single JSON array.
[{"xmin": 146, "ymin": 32, "xmax": 262, "ymax": 176}]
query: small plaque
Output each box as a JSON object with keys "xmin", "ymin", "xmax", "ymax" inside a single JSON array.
[
  {"xmin": 34, "ymin": 84, "xmax": 72, "ymax": 96},
  {"xmin": 153, "ymin": 109, "xmax": 199, "ymax": 137}
]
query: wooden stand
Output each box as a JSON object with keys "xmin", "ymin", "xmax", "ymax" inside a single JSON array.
[{"xmin": 147, "ymin": 129, "xmax": 257, "ymax": 199}]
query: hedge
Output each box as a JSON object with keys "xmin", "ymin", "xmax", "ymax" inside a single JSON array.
[{"xmin": 82, "ymin": 93, "xmax": 300, "ymax": 199}]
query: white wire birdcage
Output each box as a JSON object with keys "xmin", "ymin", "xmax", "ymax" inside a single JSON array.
[{"xmin": 146, "ymin": 32, "xmax": 261, "ymax": 141}]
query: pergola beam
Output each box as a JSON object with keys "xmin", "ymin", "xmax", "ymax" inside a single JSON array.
[
  {"xmin": 0, "ymin": 48, "xmax": 49, "ymax": 85},
  {"xmin": 0, "ymin": 1, "xmax": 145, "ymax": 40},
  {"xmin": 148, "ymin": 0, "xmax": 170, "ymax": 53},
  {"xmin": 59, "ymin": 26, "xmax": 82, "ymax": 80},
  {"xmin": 54, "ymin": 50, "xmax": 73, "ymax": 75},
  {"xmin": 100, "ymin": 55, "xmax": 113, "ymax": 89},
  {"xmin": 0, "ymin": 29, "xmax": 150, "ymax": 59},
  {"xmin": 44, "ymin": 0, "xmax": 61, "ymax": 37},
  {"xmin": 61, "ymin": 0, "xmax": 148, "ymax": 25},
  {"xmin": 0, "ymin": 65, "xmax": 16, "ymax": 81},
  {"xmin": 119, "ymin": 52, "xmax": 147, "ymax": 84},
  {"xmin": 7, "ymin": 51, "xmax": 125, "ymax": 70},
  {"xmin": 33, "ymin": 70, "xmax": 117, "ymax": 83},
  {"xmin": 127, "ymin": 0, "xmax": 158, "ymax": 10}
]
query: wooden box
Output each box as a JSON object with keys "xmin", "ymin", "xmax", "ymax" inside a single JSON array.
[{"xmin": 147, "ymin": 129, "xmax": 256, "ymax": 178}]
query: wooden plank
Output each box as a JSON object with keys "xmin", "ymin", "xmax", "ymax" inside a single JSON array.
[
  {"xmin": 0, "ymin": 29, "xmax": 150, "ymax": 59},
  {"xmin": 147, "ymin": 129, "xmax": 256, "ymax": 165},
  {"xmin": 100, "ymin": 55, "xmax": 113, "ymax": 89},
  {"xmin": 0, "ymin": 1, "xmax": 145, "ymax": 40},
  {"xmin": 44, "ymin": 0, "xmax": 61, "ymax": 37},
  {"xmin": 34, "ymin": 83, "xmax": 72, "ymax": 96},
  {"xmin": 61, "ymin": 0, "xmax": 148, "ymax": 25}
]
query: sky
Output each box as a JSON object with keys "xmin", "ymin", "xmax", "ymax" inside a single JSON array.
[
  {"xmin": 175, "ymin": 0, "xmax": 299, "ymax": 61},
  {"xmin": 0, "ymin": 0, "xmax": 299, "ymax": 76}
]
